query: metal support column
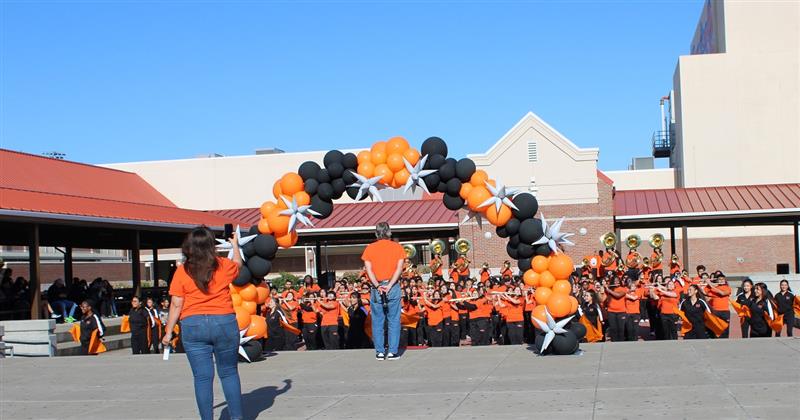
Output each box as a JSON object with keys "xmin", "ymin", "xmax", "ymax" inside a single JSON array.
[
  {"xmin": 132, "ymin": 231, "xmax": 141, "ymax": 297},
  {"xmin": 152, "ymin": 248, "xmax": 160, "ymax": 287},
  {"xmin": 29, "ymin": 224, "xmax": 41, "ymax": 319},
  {"xmin": 681, "ymin": 226, "xmax": 689, "ymax": 272},
  {"xmin": 314, "ymin": 241, "xmax": 322, "ymax": 279},
  {"xmin": 794, "ymin": 221, "xmax": 799, "ymax": 274},
  {"xmin": 64, "ymin": 246, "xmax": 73, "ymax": 288},
  {"xmin": 669, "ymin": 227, "xmax": 676, "ymax": 258}
]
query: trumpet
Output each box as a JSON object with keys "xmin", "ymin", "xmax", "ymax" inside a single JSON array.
[{"xmin": 671, "ymin": 254, "xmax": 680, "ymax": 264}]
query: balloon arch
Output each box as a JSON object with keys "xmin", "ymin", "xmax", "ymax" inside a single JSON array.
[{"xmin": 227, "ymin": 136, "xmax": 583, "ymax": 359}]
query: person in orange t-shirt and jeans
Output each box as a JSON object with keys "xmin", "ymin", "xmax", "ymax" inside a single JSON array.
[
  {"xmin": 361, "ymin": 222, "xmax": 406, "ymax": 360},
  {"xmin": 162, "ymin": 227, "xmax": 243, "ymax": 420}
]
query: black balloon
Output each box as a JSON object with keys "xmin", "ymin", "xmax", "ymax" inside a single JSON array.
[
  {"xmin": 517, "ymin": 243, "xmax": 534, "ymax": 259},
  {"xmin": 247, "ymin": 225, "xmax": 260, "ymax": 236},
  {"xmin": 304, "ymin": 178, "xmax": 319, "ymax": 195},
  {"xmin": 512, "ymin": 193, "xmax": 539, "ymax": 220},
  {"xmin": 567, "ymin": 321, "xmax": 587, "ymax": 341},
  {"xmin": 496, "ymin": 225, "xmax": 509, "ymax": 238},
  {"xmin": 446, "ymin": 178, "xmax": 462, "ymax": 196},
  {"xmin": 326, "ymin": 161, "xmax": 344, "ymax": 179},
  {"xmin": 551, "ymin": 331, "xmax": 579, "ymax": 355},
  {"xmin": 310, "ymin": 195, "xmax": 334, "ymax": 219},
  {"xmin": 242, "ymin": 241, "xmax": 256, "ymax": 258},
  {"xmin": 442, "ymin": 193, "xmax": 465, "ymax": 211},
  {"xmin": 518, "ymin": 257, "xmax": 532, "ymax": 272},
  {"xmin": 346, "ymin": 186, "xmax": 361, "ymax": 200},
  {"xmin": 342, "ymin": 153, "xmax": 358, "ymax": 170},
  {"xmin": 239, "ymin": 340, "xmax": 262, "ymax": 363},
  {"xmin": 317, "ymin": 182, "xmax": 334, "ymax": 201},
  {"xmin": 298, "ymin": 161, "xmax": 321, "ymax": 181},
  {"xmin": 533, "ymin": 332, "xmax": 547, "ymax": 355},
  {"xmin": 426, "ymin": 154, "xmax": 446, "ymax": 170},
  {"xmin": 316, "ymin": 168, "xmax": 331, "ymax": 184},
  {"xmin": 331, "ymin": 178, "xmax": 346, "ymax": 197},
  {"xmin": 421, "ymin": 136, "xmax": 448, "ymax": 158},
  {"xmin": 233, "ymin": 265, "xmax": 252, "ymax": 287},
  {"xmin": 518, "ymin": 218, "xmax": 544, "ymax": 244},
  {"xmin": 247, "ymin": 256, "xmax": 272, "ymax": 278},
  {"xmin": 438, "ymin": 158, "xmax": 457, "ymax": 181},
  {"xmin": 509, "ymin": 234, "xmax": 520, "ymax": 247},
  {"xmin": 423, "ymin": 172, "xmax": 440, "ymax": 191},
  {"xmin": 505, "ymin": 218, "xmax": 521, "ymax": 236},
  {"xmin": 506, "ymin": 243, "xmax": 519, "ymax": 259},
  {"xmin": 342, "ymin": 169, "xmax": 356, "ymax": 185},
  {"xmin": 323, "ymin": 150, "xmax": 344, "ymax": 168},
  {"xmin": 455, "ymin": 158, "xmax": 476, "ymax": 182},
  {"xmin": 436, "ymin": 181, "xmax": 448, "ymax": 193},
  {"xmin": 534, "ymin": 243, "xmax": 552, "ymax": 256},
  {"xmin": 253, "ymin": 234, "xmax": 278, "ymax": 260}
]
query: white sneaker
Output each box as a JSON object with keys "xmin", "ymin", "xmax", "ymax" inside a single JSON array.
[
  {"xmin": 376, "ymin": 352, "xmax": 385, "ymax": 361},
  {"xmin": 386, "ymin": 353, "xmax": 400, "ymax": 361}
]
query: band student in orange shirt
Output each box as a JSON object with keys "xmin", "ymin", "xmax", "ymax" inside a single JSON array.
[
  {"xmin": 318, "ymin": 291, "xmax": 340, "ymax": 349},
  {"xmin": 429, "ymin": 254, "xmax": 444, "ymax": 280},
  {"xmin": 500, "ymin": 261, "xmax": 514, "ymax": 280},
  {"xmin": 603, "ymin": 276, "xmax": 629, "ymax": 342},
  {"xmin": 479, "ymin": 263, "xmax": 491, "ymax": 284},
  {"xmin": 703, "ymin": 272, "xmax": 731, "ymax": 338}
]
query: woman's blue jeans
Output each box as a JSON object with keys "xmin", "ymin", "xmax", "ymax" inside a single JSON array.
[{"xmin": 181, "ymin": 314, "xmax": 243, "ymax": 420}]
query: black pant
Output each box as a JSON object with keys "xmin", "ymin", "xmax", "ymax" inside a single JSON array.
[
  {"xmin": 321, "ymin": 326, "xmax": 339, "ymax": 349},
  {"xmin": 80, "ymin": 341, "xmax": 90, "ymax": 355},
  {"xmin": 741, "ymin": 317, "xmax": 751, "ymax": 338},
  {"xmin": 711, "ymin": 310, "xmax": 730, "ymax": 338},
  {"xmin": 401, "ymin": 327, "xmax": 417, "ymax": 347},
  {"xmin": 624, "ymin": 313, "xmax": 637, "ymax": 341},
  {"xmin": 441, "ymin": 319, "xmax": 451, "ymax": 346},
  {"xmin": 449, "ymin": 319, "xmax": 460, "ymax": 346},
  {"xmin": 458, "ymin": 314, "xmax": 468, "ymax": 339},
  {"xmin": 131, "ymin": 331, "xmax": 148, "ymax": 354},
  {"xmin": 506, "ymin": 321, "xmax": 524, "ymax": 344},
  {"xmin": 417, "ymin": 321, "xmax": 427, "ymax": 346},
  {"xmin": 776, "ymin": 313, "xmax": 794, "ymax": 337},
  {"xmin": 685, "ymin": 325, "xmax": 707, "ymax": 339},
  {"xmin": 427, "ymin": 322, "xmax": 444, "ymax": 347},
  {"xmin": 470, "ymin": 317, "xmax": 490, "ymax": 345},
  {"xmin": 523, "ymin": 311, "xmax": 534, "ymax": 344},
  {"xmin": 149, "ymin": 326, "xmax": 160, "ymax": 353},
  {"xmin": 607, "ymin": 312, "xmax": 627, "ymax": 342},
  {"xmin": 647, "ymin": 300, "xmax": 662, "ymax": 338},
  {"xmin": 284, "ymin": 322, "xmax": 298, "ymax": 350},
  {"xmin": 302, "ymin": 324, "xmax": 318, "ymax": 350},
  {"xmin": 660, "ymin": 313, "xmax": 677, "ymax": 340}
]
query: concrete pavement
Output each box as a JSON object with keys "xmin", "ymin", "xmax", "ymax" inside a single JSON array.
[{"xmin": 1, "ymin": 338, "xmax": 798, "ymax": 419}]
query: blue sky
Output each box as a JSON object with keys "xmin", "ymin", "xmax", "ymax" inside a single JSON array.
[{"xmin": 0, "ymin": 0, "xmax": 703, "ymax": 170}]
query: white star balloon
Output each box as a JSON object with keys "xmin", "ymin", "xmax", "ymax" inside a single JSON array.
[
  {"xmin": 531, "ymin": 215, "xmax": 575, "ymax": 254},
  {"xmin": 279, "ymin": 195, "xmax": 320, "ymax": 233},
  {"xmin": 348, "ymin": 171, "xmax": 385, "ymax": 202},
  {"xmin": 461, "ymin": 205, "xmax": 485, "ymax": 228},
  {"xmin": 215, "ymin": 225, "xmax": 256, "ymax": 261},
  {"xmin": 402, "ymin": 155, "xmax": 437, "ymax": 194},
  {"xmin": 478, "ymin": 180, "xmax": 520, "ymax": 212},
  {"xmin": 531, "ymin": 307, "xmax": 574, "ymax": 355},
  {"xmin": 237, "ymin": 328, "xmax": 258, "ymax": 362}
]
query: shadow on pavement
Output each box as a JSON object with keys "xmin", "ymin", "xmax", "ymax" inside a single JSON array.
[{"xmin": 218, "ymin": 378, "xmax": 292, "ymax": 420}]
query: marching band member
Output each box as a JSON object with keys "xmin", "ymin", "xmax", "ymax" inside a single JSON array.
[
  {"xmin": 264, "ymin": 297, "xmax": 286, "ymax": 351},
  {"xmin": 623, "ymin": 276, "xmax": 642, "ymax": 341},
  {"xmin": 649, "ymin": 280, "xmax": 679, "ymax": 340},
  {"xmin": 401, "ymin": 288, "xmax": 420, "ymax": 347},
  {"xmin": 128, "ymin": 296, "xmax": 150, "ymax": 354},
  {"xmin": 747, "ymin": 282, "xmax": 780, "ymax": 338},
  {"xmin": 78, "ymin": 300, "xmax": 105, "ymax": 355},
  {"xmin": 669, "ymin": 255, "xmax": 682, "ymax": 276},
  {"xmin": 145, "ymin": 297, "xmax": 161, "ymax": 353},
  {"xmin": 703, "ymin": 272, "xmax": 731, "ymax": 338},
  {"xmin": 500, "ymin": 261, "xmax": 514, "ymax": 280},
  {"xmin": 298, "ymin": 275, "xmax": 321, "ymax": 296},
  {"xmin": 479, "ymin": 263, "xmax": 491, "ymax": 284},
  {"xmin": 459, "ymin": 288, "xmax": 491, "ymax": 346},
  {"xmin": 679, "ymin": 284, "xmax": 711, "ymax": 339},
  {"xmin": 650, "ymin": 247, "xmax": 664, "ymax": 277},
  {"xmin": 496, "ymin": 286, "xmax": 524, "ymax": 344},
  {"xmin": 280, "ymin": 291, "xmax": 299, "ymax": 351},
  {"xmin": 422, "ymin": 290, "xmax": 445, "ymax": 347},
  {"xmin": 438, "ymin": 285, "xmax": 454, "ymax": 346},
  {"xmin": 578, "ymin": 290, "xmax": 603, "ymax": 342},
  {"xmin": 429, "ymin": 254, "xmax": 444, "ymax": 280},
  {"xmin": 447, "ymin": 290, "xmax": 461, "ymax": 346},
  {"xmin": 736, "ymin": 279, "xmax": 755, "ymax": 338},
  {"xmin": 774, "ymin": 279, "xmax": 795, "ymax": 337},
  {"xmin": 318, "ymin": 291, "xmax": 340, "ymax": 349},
  {"xmin": 299, "ymin": 292, "xmax": 319, "ymax": 350},
  {"xmin": 455, "ymin": 254, "xmax": 470, "ymax": 282},
  {"xmin": 603, "ymin": 276, "xmax": 628, "ymax": 342},
  {"xmin": 345, "ymin": 292, "xmax": 371, "ymax": 349}
]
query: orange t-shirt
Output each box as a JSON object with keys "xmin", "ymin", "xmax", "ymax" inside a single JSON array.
[
  {"xmin": 169, "ymin": 258, "xmax": 238, "ymax": 320},
  {"xmin": 282, "ymin": 302, "xmax": 298, "ymax": 324},
  {"xmin": 625, "ymin": 290, "xmax": 640, "ymax": 315},
  {"xmin": 607, "ymin": 286, "xmax": 628, "ymax": 313},
  {"xmin": 440, "ymin": 297, "xmax": 452, "ymax": 320},
  {"xmin": 361, "ymin": 239, "xmax": 405, "ymax": 281},
  {"xmin": 471, "ymin": 297, "xmax": 492, "ymax": 319},
  {"xmin": 658, "ymin": 291, "xmax": 678, "ymax": 314},
  {"xmin": 425, "ymin": 301, "xmax": 444, "ymax": 326},
  {"xmin": 705, "ymin": 284, "xmax": 732, "ymax": 312},
  {"xmin": 298, "ymin": 284, "xmax": 321, "ymax": 296},
  {"xmin": 319, "ymin": 302, "xmax": 339, "ymax": 326},
  {"xmin": 301, "ymin": 304, "xmax": 318, "ymax": 324},
  {"xmin": 500, "ymin": 268, "xmax": 513, "ymax": 279},
  {"xmin": 480, "ymin": 269, "xmax": 490, "ymax": 283},
  {"xmin": 505, "ymin": 300, "xmax": 524, "ymax": 323}
]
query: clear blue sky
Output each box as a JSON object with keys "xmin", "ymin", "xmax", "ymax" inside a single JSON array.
[{"xmin": 1, "ymin": 0, "xmax": 703, "ymax": 170}]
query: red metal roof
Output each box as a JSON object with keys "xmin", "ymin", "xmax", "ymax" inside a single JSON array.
[
  {"xmin": 213, "ymin": 199, "xmax": 460, "ymax": 232},
  {"xmin": 0, "ymin": 149, "xmax": 242, "ymax": 228},
  {"xmin": 614, "ymin": 184, "xmax": 800, "ymax": 219}
]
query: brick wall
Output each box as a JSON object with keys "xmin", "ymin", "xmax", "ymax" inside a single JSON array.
[{"xmin": 670, "ymin": 234, "xmax": 796, "ymax": 276}]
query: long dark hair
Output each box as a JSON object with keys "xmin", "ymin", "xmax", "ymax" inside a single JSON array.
[{"xmin": 181, "ymin": 227, "xmax": 219, "ymax": 293}]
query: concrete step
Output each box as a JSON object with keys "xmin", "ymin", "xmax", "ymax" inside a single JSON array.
[{"xmin": 56, "ymin": 333, "xmax": 132, "ymax": 357}]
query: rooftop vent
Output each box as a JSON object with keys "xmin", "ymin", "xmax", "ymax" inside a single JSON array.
[{"xmin": 255, "ymin": 148, "xmax": 285, "ymax": 155}]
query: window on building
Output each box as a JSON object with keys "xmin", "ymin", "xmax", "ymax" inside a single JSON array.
[{"xmin": 527, "ymin": 141, "xmax": 538, "ymax": 162}]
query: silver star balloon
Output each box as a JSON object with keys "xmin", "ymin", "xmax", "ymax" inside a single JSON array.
[
  {"xmin": 532, "ymin": 215, "xmax": 575, "ymax": 254},
  {"xmin": 348, "ymin": 171, "xmax": 385, "ymax": 202},
  {"xmin": 402, "ymin": 155, "xmax": 437, "ymax": 194},
  {"xmin": 478, "ymin": 180, "xmax": 520, "ymax": 212},
  {"xmin": 215, "ymin": 225, "xmax": 257, "ymax": 261},
  {"xmin": 237, "ymin": 328, "xmax": 257, "ymax": 362},
  {"xmin": 461, "ymin": 205, "xmax": 485, "ymax": 228},
  {"xmin": 531, "ymin": 307, "xmax": 574, "ymax": 355},
  {"xmin": 279, "ymin": 195, "xmax": 320, "ymax": 233}
]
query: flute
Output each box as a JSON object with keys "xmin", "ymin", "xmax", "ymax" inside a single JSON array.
[{"xmin": 490, "ymin": 291, "xmax": 522, "ymax": 296}]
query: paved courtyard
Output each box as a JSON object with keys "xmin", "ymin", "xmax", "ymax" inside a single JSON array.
[{"xmin": 1, "ymin": 338, "xmax": 799, "ymax": 419}]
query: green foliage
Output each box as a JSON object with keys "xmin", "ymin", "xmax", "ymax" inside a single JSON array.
[
  {"xmin": 341, "ymin": 271, "xmax": 361, "ymax": 283},
  {"xmin": 267, "ymin": 272, "xmax": 299, "ymax": 291}
]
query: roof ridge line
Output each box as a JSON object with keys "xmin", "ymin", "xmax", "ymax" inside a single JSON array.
[
  {"xmin": 0, "ymin": 148, "xmax": 138, "ymax": 176},
  {"xmin": 0, "ymin": 186, "xmax": 188, "ymax": 211}
]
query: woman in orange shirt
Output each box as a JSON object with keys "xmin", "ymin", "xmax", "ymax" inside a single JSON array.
[
  {"xmin": 602, "ymin": 276, "xmax": 628, "ymax": 342},
  {"xmin": 624, "ymin": 278, "xmax": 642, "ymax": 341},
  {"xmin": 460, "ymin": 288, "xmax": 492, "ymax": 346},
  {"xmin": 423, "ymin": 290, "xmax": 445, "ymax": 347},
  {"xmin": 318, "ymin": 291, "xmax": 340, "ymax": 349},
  {"xmin": 650, "ymin": 280, "xmax": 679, "ymax": 340},
  {"xmin": 438, "ymin": 285, "xmax": 454, "ymax": 346},
  {"xmin": 299, "ymin": 292, "xmax": 319, "ymax": 350},
  {"xmin": 162, "ymin": 227, "xmax": 243, "ymax": 420},
  {"xmin": 446, "ymin": 290, "xmax": 461, "ymax": 346},
  {"xmin": 497, "ymin": 286, "xmax": 525, "ymax": 345}
]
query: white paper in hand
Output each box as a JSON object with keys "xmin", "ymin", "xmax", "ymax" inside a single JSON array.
[{"xmin": 163, "ymin": 346, "xmax": 170, "ymax": 361}]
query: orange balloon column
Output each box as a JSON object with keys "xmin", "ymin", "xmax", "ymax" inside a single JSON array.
[
  {"xmin": 531, "ymin": 305, "xmax": 548, "ymax": 327},
  {"xmin": 231, "ymin": 294, "xmax": 243, "ymax": 307},
  {"xmin": 568, "ymin": 295, "xmax": 579, "ymax": 314},
  {"xmin": 255, "ymin": 285, "xmax": 270, "ymax": 305},
  {"xmin": 241, "ymin": 300, "xmax": 257, "ymax": 315},
  {"xmin": 549, "ymin": 254, "xmax": 575, "ymax": 280},
  {"xmin": 538, "ymin": 270, "xmax": 556, "ymax": 289},
  {"xmin": 534, "ymin": 287, "xmax": 552, "ymax": 305},
  {"xmin": 552, "ymin": 279, "xmax": 572, "ymax": 295},
  {"xmin": 235, "ymin": 306, "xmax": 251, "ymax": 330},
  {"xmin": 531, "ymin": 255, "xmax": 549, "ymax": 273},
  {"xmin": 522, "ymin": 269, "xmax": 540, "ymax": 287},
  {"xmin": 238, "ymin": 284, "xmax": 258, "ymax": 302},
  {"xmin": 247, "ymin": 315, "xmax": 267, "ymax": 339},
  {"xmin": 546, "ymin": 293, "xmax": 571, "ymax": 318}
]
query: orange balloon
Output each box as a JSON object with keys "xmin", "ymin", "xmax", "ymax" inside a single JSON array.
[
  {"xmin": 267, "ymin": 208, "xmax": 289, "ymax": 236},
  {"xmin": 485, "ymin": 204, "xmax": 512, "ymax": 226},
  {"xmin": 486, "ymin": 179, "xmax": 496, "ymax": 188},
  {"xmin": 402, "ymin": 148, "xmax": 420, "ymax": 167},
  {"xmin": 230, "ymin": 284, "xmax": 241, "ymax": 294},
  {"xmin": 549, "ymin": 253, "xmax": 575, "ymax": 280},
  {"xmin": 293, "ymin": 191, "xmax": 311, "ymax": 206},
  {"xmin": 552, "ymin": 279, "xmax": 572, "ymax": 295},
  {"xmin": 241, "ymin": 300, "xmax": 257, "ymax": 315},
  {"xmin": 239, "ymin": 284, "xmax": 258, "ymax": 302},
  {"xmin": 259, "ymin": 201, "xmax": 276, "ymax": 218},
  {"xmin": 568, "ymin": 295, "xmax": 579, "ymax": 314},
  {"xmin": 466, "ymin": 186, "xmax": 492, "ymax": 211},
  {"xmin": 357, "ymin": 150, "xmax": 371, "ymax": 164},
  {"xmin": 386, "ymin": 153, "xmax": 405, "ymax": 172},
  {"xmin": 373, "ymin": 163, "xmax": 393, "ymax": 185},
  {"xmin": 393, "ymin": 168, "xmax": 410, "ymax": 186},
  {"xmin": 247, "ymin": 315, "xmax": 267, "ymax": 339},
  {"xmin": 280, "ymin": 172, "xmax": 304, "ymax": 196},
  {"xmin": 371, "ymin": 141, "xmax": 387, "ymax": 155},
  {"xmin": 386, "ymin": 136, "xmax": 410, "ymax": 154},
  {"xmin": 539, "ymin": 270, "xmax": 556, "ymax": 288},
  {"xmin": 531, "ymin": 305, "xmax": 548, "ymax": 327},
  {"xmin": 357, "ymin": 161, "xmax": 375, "ymax": 178},
  {"xmin": 531, "ymin": 255, "xmax": 549, "ymax": 273},
  {"xmin": 276, "ymin": 195, "xmax": 290, "ymax": 209},
  {"xmin": 256, "ymin": 285, "xmax": 269, "ymax": 305},
  {"xmin": 276, "ymin": 230, "xmax": 298, "ymax": 249},
  {"xmin": 371, "ymin": 149, "xmax": 387, "ymax": 165},
  {"xmin": 470, "ymin": 170, "xmax": 489, "ymax": 187},
  {"xmin": 534, "ymin": 287, "xmax": 552, "ymax": 305},
  {"xmin": 522, "ymin": 269, "xmax": 540, "ymax": 287},
  {"xmin": 272, "ymin": 180, "xmax": 282, "ymax": 199},
  {"xmin": 235, "ymin": 306, "xmax": 251, "ymax": 330},
  {"xmin": 546, "ymin": 293, "xmax": 572, "ymax": 318},
  {"xmin": 459, "ymin": 182, "xmax": 473, "ymax": 200},
  {"xmin": 257, "ymin": 217, "xmax": 272, "ymax": 234},
  {"xmin": 231, "ymin": 293, "xmax": 243, "ymax": 307}
]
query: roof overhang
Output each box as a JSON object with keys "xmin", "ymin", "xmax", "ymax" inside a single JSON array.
[{"xmin": 0, "ymin": 209, "xmax": 227, "ymax": 232}]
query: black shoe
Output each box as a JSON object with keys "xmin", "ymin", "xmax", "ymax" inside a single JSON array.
[
  {"xmin": 376, "ymin": 352, "xmax": 385, "ymax": 361},
  {"xmin": 386, "ymin": 352, "xmax": 400, "ymax": 361}
]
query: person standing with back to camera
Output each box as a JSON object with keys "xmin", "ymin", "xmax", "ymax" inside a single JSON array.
[
  {"xmin": 361, "ymin": 222, "xmax": 406, "ymax": 361},
  {"xmin": 161, "ymin": 226, "xmax": 243, "ymax": 420}
]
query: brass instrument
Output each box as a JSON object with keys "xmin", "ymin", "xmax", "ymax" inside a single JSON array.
[
  {"xmin": 671, "ymin": 254, "xmax": 680, "ymax": 264},
  {"xmin": 403, "ymin": 244, "xmax": 417, "ymax": 259},
  {"xmin": 649, "ymin": 233, "xmax": 664, "ymax": 250},
  {"xmin": 626, "ymin": 234, "xmax": 641, "ymax": 251},
  {"xmin": 600, "ymin": 232, "xmax": 617, "ymax": 249},
  {"xmin": 454, "ymin": 238, "xmax": 471, "ymax": 254},
  {"xmin": 581, "ymin": 257, "xmax": 590, "ymax": 268},
  {"xmin": 429, "ymin": 239, "xmax": 446, "ymax": 256},
  {"xmin": 642, "ymin": 256, "xmax": 651, "ymax": 269}
]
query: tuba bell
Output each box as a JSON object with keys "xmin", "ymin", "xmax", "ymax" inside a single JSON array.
[
  {"xmin": 671, "ymin": 254, "xmax": 680, "ymax": 264},
  {"xmin": 454, "ymin": 238, "xmax": 472, "ymax": 255},
  {"xmin": 429, "ymin": 239, "xmax": 446, "ymax": 256},
  {"xmin": 600, "ymin": 232, "xmax": 617, "ymax": 250},
  {"xmin": 626, "ymin": 234, "xmax": 641, "ymax": 251},
  {"xmin": 403, "ymin": 244, "xmax": 417, "ymax": 259},
  {"xmin": 649, "ymin": 233, "xmax": 664, "ymax": 250}
]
